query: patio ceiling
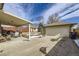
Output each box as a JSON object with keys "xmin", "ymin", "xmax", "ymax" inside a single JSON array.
[{"xmin": 0, "ymin": 10, "xmax": 32, "ymax": 26}]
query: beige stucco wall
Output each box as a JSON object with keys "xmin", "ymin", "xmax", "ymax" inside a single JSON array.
[{"xmin": 45, "ymin": 25, "xmax": 70, "ymax": 37}]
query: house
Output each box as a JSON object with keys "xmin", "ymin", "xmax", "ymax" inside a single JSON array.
[
  {"xmin": 1, "ymin": 25, "xmax": 16, "ymax": 32},
  {"xmin": 44, "ymin": 22, "xmax": 76, "ymax": 37},
  {"xmin": 18, "ymin": 25, "xmax": 38, "ymax": 33}
]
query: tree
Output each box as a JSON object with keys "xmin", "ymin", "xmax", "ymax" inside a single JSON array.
[
  {"xmin": 38, "ymin": 23, "xmax": 45, "ymax": 36},
  {"xmin": 48, "ymin": 13, "xmax": 59, "ymax": 24}
]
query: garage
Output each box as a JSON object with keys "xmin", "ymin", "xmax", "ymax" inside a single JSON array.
[{"xmin": 45, "ymin": 22, "xmax": 76, "ymax": 37}]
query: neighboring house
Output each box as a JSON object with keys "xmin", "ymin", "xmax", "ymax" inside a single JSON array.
[
  {"xmin": 1, "ymin": 25, "xmax": 16, "ymax": 32},
  {"xmin": 0, "ymin": 24, "xmax": 16, "ymax": 36},
  {"xmin": 44, "ymin": 22, "xmax": 76, "ymax": 37},
  {"xmin": 18, "ymin": 26, "xmax": 29, "ymax": 32},
  {"xmin": 72, "ymin": 24, "xmax": 79, "ymax": 37},
  {"xmin": 1, "ymin": 25, "xmax": 17, "ymax": 32},
  {"xmin": 18, "ymin": 25, "xmax": 37, "ymax": 33}
]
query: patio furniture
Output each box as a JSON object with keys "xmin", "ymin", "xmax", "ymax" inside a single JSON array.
[
  {"xmin": 0, "ymin": 36, "xmax": 6, "ymax": 43},
  {"xmin": 21, "ymin": 32, "xmax": 28, "ymax": 38},
  {"xmin": 5, "ymin": 35, "xmax": 11, "ymax": 41},
  {"xmin": 14, "ymin": 32, "xmax": 19, "ymax": 38}
]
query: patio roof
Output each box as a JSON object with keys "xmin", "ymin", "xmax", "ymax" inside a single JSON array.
[{"xmin": 0, "ymin": 10, "xmax": 32, "ymax": 26}]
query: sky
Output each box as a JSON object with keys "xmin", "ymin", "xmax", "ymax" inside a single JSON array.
[{"xmin": 3, "ymin": 3, "xmax": 79, "ymax": 24}]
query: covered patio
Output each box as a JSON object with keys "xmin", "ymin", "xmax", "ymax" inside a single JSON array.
[{"xmin": 0, "ymin": 10, "xmax": 32, "ymax": 40}]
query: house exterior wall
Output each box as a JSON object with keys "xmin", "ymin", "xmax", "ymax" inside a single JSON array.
[
  {"xmin": 75, "ymin": 29, "xmax": 79, "ymax": 37},
  {"xmin": 45, "ymin": 25, "xmax": 71, "ymax": 37},
  {"xmin": 0, "ymin": 3, "xmax": 4, "ymax": 10}
]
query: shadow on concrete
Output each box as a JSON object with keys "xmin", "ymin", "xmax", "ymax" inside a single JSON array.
[{"xmin": 46, "ymin": 37, "xmax": 79, "ymax": 56}]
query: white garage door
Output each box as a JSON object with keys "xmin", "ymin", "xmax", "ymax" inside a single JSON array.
[{"xmin": 46, "ymin": 26, "xmax": 70, "ymax": 37}]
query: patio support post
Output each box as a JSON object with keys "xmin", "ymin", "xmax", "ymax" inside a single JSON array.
[
  {"xmin": 29, "ymin": 24, "xmax": 31, "ymax": 40},
  {"xmin": 0, "ymin": 23, "xmax": 1, "ymax": 36}
]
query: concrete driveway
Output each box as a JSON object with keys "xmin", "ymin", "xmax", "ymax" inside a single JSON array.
[{"xmin": 0, "ymin": 36, "xmax": 61, "ymax": 56}]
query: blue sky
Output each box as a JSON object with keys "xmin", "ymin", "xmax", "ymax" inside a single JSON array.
[{"xmin": 3, "ymin": 3, "xmax": 79, "ymax": 24}]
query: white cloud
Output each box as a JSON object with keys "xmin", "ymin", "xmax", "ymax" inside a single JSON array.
[
  {"xmin": 60, "ymin": 9, "xmax": 79, "ymax": 20},
  {"xmin": 59, "ymin": 4, "xmax": 79, "ymax": 18},
  {"xmin": 60, "ymin": 4, "xmax": 79, "ymax": 20},
  {"xmin": 3, "ymin": 3, "xmax": 33, "ymax": 20},
  {"xmin": 43, "ymin": 3, "xmax": 73, "ymax": 24},
  {"xmin": 3, "ymin": 3, "xmax": 26, "ymax": 18}
]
